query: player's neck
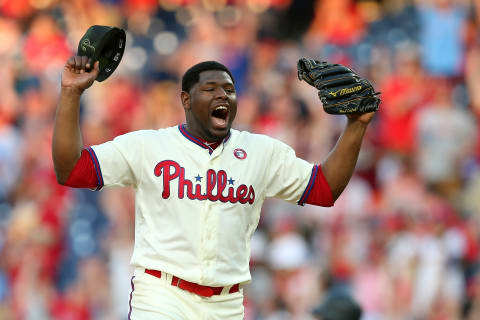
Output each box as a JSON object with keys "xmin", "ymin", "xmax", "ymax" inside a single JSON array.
[
  {"xmin": 181, "ymin": 124, "xmax": 226, "ymax": 152},
  {"xmin": 182, "ymin": 124, "xmax": 224, "ymax": 144}
]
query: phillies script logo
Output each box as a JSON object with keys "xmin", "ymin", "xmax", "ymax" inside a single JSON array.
[{"xmin": 154, "ymin": 160, "xmax": 255, "ymax": 204}]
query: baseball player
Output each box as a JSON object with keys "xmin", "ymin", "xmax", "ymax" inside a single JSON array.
[{"xmin": 52, "ymin": 56, "xmax": 376, "ymax": 319}]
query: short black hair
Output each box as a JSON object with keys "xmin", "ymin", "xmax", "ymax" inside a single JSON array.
[
  {"xmin": 313, "ymin": 291, "xmax": 362, "ymax": 320},
  {"xmin": 181, "ymin": 61, "xmax": 235, "ymax": 92}
]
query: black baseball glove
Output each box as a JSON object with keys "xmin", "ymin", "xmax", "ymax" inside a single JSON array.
[
  {"xmin": 297, "ymin": 58, "xmax": 380, "ymax": 114},
  {"xmin": 77, "ymin": 25, "xmax": 126, "ymax": 82}
]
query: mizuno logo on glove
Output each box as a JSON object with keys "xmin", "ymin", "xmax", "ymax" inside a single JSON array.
[{"xmin": 329, "ymin": 85, "xmax": 363, "ymax": 97}]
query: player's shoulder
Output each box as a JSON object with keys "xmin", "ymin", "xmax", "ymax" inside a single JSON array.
[
  {"xmin": 114, "ymin": 126, "xmax": 177, "ymax": 139},
  {"xmin": 230, "ymin": 128, "xmax": 291, "ymax": 150},
  {"xmin": 109, "ymin": 126, "xmax": 178, "ymax": 147},
  {"xmin": 231, "ymin": 128, "xmax": 268, "ymax": 142}
]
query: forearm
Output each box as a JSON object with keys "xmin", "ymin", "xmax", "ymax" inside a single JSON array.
[
  {"xmin": 52, "ymin": 88, "xmax": 84, "ymax": 184},
  {"xmin": 321, "ymin": 119, "xmax": 369, "ymax": 200}
]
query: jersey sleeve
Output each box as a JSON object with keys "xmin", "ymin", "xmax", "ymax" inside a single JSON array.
[
  {"xmin": 89, "ymin": 131, "xmax": 144, "ymax": 189},
  {"xmin": 263, "ymin": 137, "xmax": 317, "ymax": 205},
  {"xmin": 64, "ymin": 148, "xmax": 99, "ymax": 189},
  {"xmin": 304, "ymin": 165, "xmax": 334, "ymax": 207}
]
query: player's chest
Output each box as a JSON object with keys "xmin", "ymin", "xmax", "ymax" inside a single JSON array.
[{"xmin": 143, "ymin": 146, "xmax": 265, "ymax": 204}]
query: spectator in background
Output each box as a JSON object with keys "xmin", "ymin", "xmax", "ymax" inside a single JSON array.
[
  {"xmin": 0, "ymin": 122, "xmax": 22, "ymax": 202},
  {"xmin": 465, "ymin": 38, "xmax": 480, "ymax": 160},
  {"xmin": 414, "ymin": 78, "xmax": 476, "ymax": 199},
  {"xmin": 306, "ymin": 0, "xmax": 365, "ymax": 47},
  {"xmin": 416, "ymin": 0, "xmax": 468, "ymax": 77},
  {"xmin": 312, "ymin": 290, "xmax": 362, "ymax": 320},
  {"xmin": 0, "ymin": 0, "xmax": 35, "ymax": 19},
  {"xmin": 377, "ymin": 45, "xmax": 432, "ymax": 154},
  {"xmin": 23, "ymin": 13, "xmax": 71, "ymax": 76},
  {"xmin": 266, "ymin": 218, "xmax": 318, "ymax": 320}
]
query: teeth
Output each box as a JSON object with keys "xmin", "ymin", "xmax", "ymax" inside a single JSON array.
[{"xmin": 215, "ymin": 106, "xmax": 228, "ymax": 111}]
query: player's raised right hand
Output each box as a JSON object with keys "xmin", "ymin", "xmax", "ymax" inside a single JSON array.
[{"xmin": 61, "ymin": 56, "xmax": 100, "ymax": 95}]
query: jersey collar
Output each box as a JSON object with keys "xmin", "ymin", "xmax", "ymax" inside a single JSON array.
[{"xmin": 178, "ymin": 124, "xmax": 231, "ymax": 154}]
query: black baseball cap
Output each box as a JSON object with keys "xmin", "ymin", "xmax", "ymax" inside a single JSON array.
[
  {"xmin": 312, "ymin": 292, "xmax": 362, "ymax": 320},
  {"xmin": 77, "ymin": 25, "xmax": 126, "ymax": 82}
]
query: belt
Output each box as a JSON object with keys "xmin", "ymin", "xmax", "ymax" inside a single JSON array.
[{"xmin": 144, "ymin": 269, "xmax": 240, "ymax": 298}]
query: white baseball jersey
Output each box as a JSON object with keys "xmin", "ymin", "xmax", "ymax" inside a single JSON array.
[{"xmin": 90, "ymin": 124, "xmax": 317, "ymax": 286}]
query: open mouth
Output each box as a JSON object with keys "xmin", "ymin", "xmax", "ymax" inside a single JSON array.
[{"xmin": 211, "ymin": 105, "xmax": 229, "ymax": 128}]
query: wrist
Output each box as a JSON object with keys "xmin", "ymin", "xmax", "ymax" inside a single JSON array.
[
  {"xmin": 346, "ymin": 117, "xmax": 370, "ymax": 128},
  {"xmin": 61, "ymin": 86, "xmax": 84, "ymax": 97},
  {"xmin": 346, "ymin": 111, "xmax": 376, "ymax": 126}
]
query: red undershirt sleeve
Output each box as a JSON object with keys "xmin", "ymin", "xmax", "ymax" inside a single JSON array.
[
  {"xmin": 304, "ymin": 165, "xmax": 334, "ymax": 207},
  {"xmin": 64, "ymin": 148, "xmax": 99, "ymax": 189}
]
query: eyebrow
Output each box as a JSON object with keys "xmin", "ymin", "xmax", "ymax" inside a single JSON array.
[{"xmin": 203, "ymin": 80, "xmax": 234, "ymax": 86}]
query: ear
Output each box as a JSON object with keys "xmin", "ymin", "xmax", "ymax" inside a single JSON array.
[{"xmin": 181, "ymin": 91, "xmax": 191, "ymax": 110}]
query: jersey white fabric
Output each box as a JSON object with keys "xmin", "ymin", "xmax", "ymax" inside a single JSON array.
[{"xmin": 91, "ymin": 125, "xmax": 317, "ymax": 286}]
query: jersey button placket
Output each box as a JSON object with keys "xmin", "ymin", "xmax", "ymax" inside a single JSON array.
[
  {"xmin": 203, "ymin": 188, "xmax": 215, "ymax": 258},
  {"xmin": 202, "ymin": 158, "xmax": 218, "ymax": 282},
  {"xmin": 199, "ymin": 160, "xmax": 212, "ymax": 281},
  {"xmin": 201, "ymin": 201, "xmax": 212, "ymax": 281},
  {"xmin": 195, "ymin": 159, "xmax": 207, "ymax": 283}
]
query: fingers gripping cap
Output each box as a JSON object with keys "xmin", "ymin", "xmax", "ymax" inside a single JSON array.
[{"xmin": 77, "ymin": 25, "xmax": 126, "ymax": 82}]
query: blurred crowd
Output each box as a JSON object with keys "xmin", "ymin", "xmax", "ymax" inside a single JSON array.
[{"xmin": 1, "ymin": 0, "xmax": 480, "ymax": 319}]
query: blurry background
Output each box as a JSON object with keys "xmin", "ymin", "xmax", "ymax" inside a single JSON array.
[{"xmin": 1, "ymin": 0, "xmax": 480, "ymax": 319}]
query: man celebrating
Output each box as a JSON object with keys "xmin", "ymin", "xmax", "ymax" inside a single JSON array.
[{"xmin": 52, "ymin": 55, "xmax": 378, "ymax": 319}]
